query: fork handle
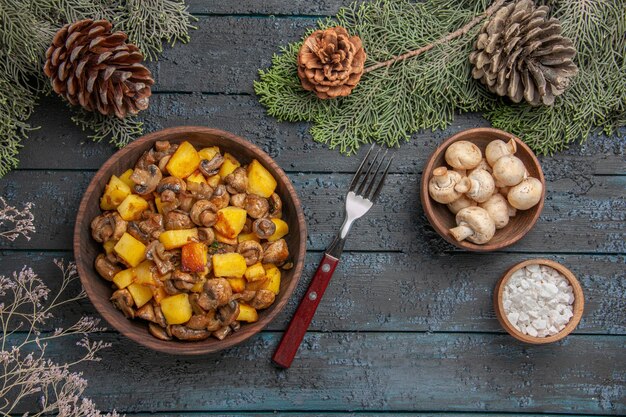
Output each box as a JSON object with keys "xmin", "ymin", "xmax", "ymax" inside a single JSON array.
[{"xmin": 272, "ymin": 253, "xmax": 339, "ymax": 368}]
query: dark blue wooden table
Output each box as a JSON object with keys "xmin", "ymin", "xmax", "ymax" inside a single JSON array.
[{"xmin": 2, "ymin": 1, "xmax": 625, "ymax": 415}]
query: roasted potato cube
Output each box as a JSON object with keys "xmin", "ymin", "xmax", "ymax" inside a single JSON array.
[
  {"xmin": 154, "ymin": 197, "xmax": 164, "ymax": 214},
  {"xmin": 237, "ymin": 232, "xmax": 260, "ymax": 243},
  {"xmin": 166, "ymin": 141, "xmax": 201, "ymax": 179},
  {"xmin": 127, "ymin": 283, "xmax": 153, "ymax": 308},
  {"xmin": 237, "ymin": 304, "xmax": 259, "ymax": 322},
  {"xmin": 191, "ymin": 277, "xmax": 207, "ymax": 293},
  {"xmin": 103, "ymin": 240, "xmax": 116, "ymax": 254},
  {"xmin": 133, "ymin": 260, "xmax": 156, "ymax": 285},
  {"xmin": 206, "ymin": 174, "xmax": 221, "ymax": 188},
  {"xmin": 181, "ymin": 242, "xmax": 207, "ymax": 272},
  {"xmin": 263, "ymin": 263, "xmax": 281, "ymax": 295},
  {"xmin": 114, "ymin": 233, "xmax": 146, "ymax": 267},
  {"xmin": 198, "ymin": 146, "xmax": 220, "ymax": 161},
  {"xmin": 244, "ymin": 262, "xmax": 266, "ymax": 282},
  {"xmin": 213, "ymin": 253, "xmax": 247, "ymax": 278},
  {"xmin": 214, "ymin": 231, "xmax": 238, "ymax": 245},
  {"xmin": 159, "ymin": 228, "xmax": 198, "ymax": 250},
  {"xmin": 118, "ymin": 169, "xmax": 135, "ymax": 189},
  {"xmin": 246, "ymin": 277, "xmax": 268, "ymax": 291},
  {"xmin": 246, "ymin": 159, "xmax": 277, "ymax": 198},
  {"xmin": 112, "ymin": 268, "xmax": 134, "ymax": 289},
  {"xmin": 160, "ymin": 293, "xmax": 193, "ymax": 325},
  {"xmin": 218, "ymin": 153, "xmax": 241, "ymax": 179},
  {"xmin": 227, "ymin": 277, "xmax": 246, "ymax": 293},
  {"xmin": 152, "ymin": 285, "xmax": 168, "ymax": 305},
  {"xmin": 267, "ymin": 218, "xmax": 289, "ymax": 242},
  {"xmin": 214, "ymin": 207, "xmax": 247, "ymax": 239},
  {"xmin": 100, "ymin": 175, "xmax": 131, "ymax": 210},
  {"xmin": 117, "ymin": 194, "xmax": 149, "ymax": 221},
  {"xmin": 186, "ymin": 170, "xmax": 207, "ymax": 185}
]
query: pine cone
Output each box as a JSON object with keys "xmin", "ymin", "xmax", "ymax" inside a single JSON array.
[
  {"xmin": 469, "ymin": 0, "xmax": 578, "ymax": 106},
  {"xmin": 297, "ymin": 26, "xmax": 366, "ymax": 99},
  {"xmin": 44, "ymin": 19, "xmax": 154, "ymax": 118}
]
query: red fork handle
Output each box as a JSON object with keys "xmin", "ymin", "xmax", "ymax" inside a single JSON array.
[{"xmin": 272, "ymin": 253, "xmax": 340, "ymax": 368}]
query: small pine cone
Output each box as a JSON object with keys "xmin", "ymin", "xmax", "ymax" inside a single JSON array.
[
  {"xmin": 44, "ymin": 19, "xmax": 154, "ymax": 118},
  {"xmin": 297, "ymin": 26, "xmax": 366, "ymax": 99},
  {"xmin": 469, "ymin": 0, "xmax": 578, "ymax": 106}
]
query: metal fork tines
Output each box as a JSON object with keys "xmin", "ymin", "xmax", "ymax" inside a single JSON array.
[{"xmin": 326, "ymin": 145, "xmax": 393, "ymax": 257}]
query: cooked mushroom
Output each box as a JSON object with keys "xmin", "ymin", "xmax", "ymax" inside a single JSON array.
[
  {"xmin": 428, "ymin": 167, "xmax": 466, "ymax": 204},
  {"xmin": 263, "ymin": 239, "xmax": 289, "ymax": 264},
  {"xmin": 197, "ymin": 227, "xmax": 216, "ymax": 245},
  {"xmin": 244, "ymin": 194, "xmax": 269, "ymax": 219},
  {"xmin": 230, "ymin": 321, "xmax": 241, "ymax": 332},
  {"xmin": 486, "ymin": 138, "xmax": 517, "ymax": 167},
  {"xmin": 128, "ymin": 211, "xmax": 164, "ymax": 244},
  {"xmin": 449, "ymin": 206, "xmax": 496, "ymax": 244},
  {"xmin": 136, "ymin": 302, "xmax": 157, "ymax": 323},
  {"xmin": 135, "ymin": 149, "xmax": 157, "ymax": 170},
  {"xmin": 242, "ymin": 218, "xmax": 253, "ymax": 234},
  {"xmin": 197, "ymin": 278, "xmax": 232, "ymax": 310},
  {"xmin": 172, "ymin": 271, "xmax": 198, "ymax": 291},
  {"xmin": 212, "ymin": 325, "xmax": 232, "ymax": 340},
  {"xmin": 447, "ymin": 194, "xmax": 477, "ymax": 215},
  {"xmin": 250, "ymin": 289, "xmax": 275, "ymax": 310},
  {"xmin": 479, "ymin": 193, "xmax": 511, "ymax": 229},
  {"xmin": 187, "ymin": 309, "xmax": 222, "ymax": 331},
  {"xmin": 217, "ymin": 301, "xmax": 240, "ymax": 326},
  {"xmin": 444, "ymin": 141, "xmax": 482, "ymax": 170},
  {"xmin": 164, "ymin": 210, "xmax": 194, "ymax": 230},
  {"xmin": 155, "ymin": 140, "xmax": 170, "ymax": 152},
  {"xmin": 170, "ymin": 325, "xmax": 211, "ymax": 341},
  {"xmin": 130, "ymin": 164, "xmax": 162, "ymax": 195},
  {"xmin": 462, "ymin": 169, "xmax": 495, "ymax": 203},
  {"xmin": 224, "ymin": 167, "xmax": 248, "ymax": 194},
  {"xmin": 110, "ymin": 289, "xmax": 135, "ymax": 318},
  {"xmin": 163, "ymin": 279, "xmax": 181, "ymax": 295},
  {"xmin": 145, "ymin": 241, "xmax": 174, "ymax": 275},
  {"xmin": 153, "ymin": 304, "xmax": 167, "ymax": 327},
  {"xmin": 492, "ymin": 155, "xmax": 527, "ymax": 187},
  {"xmin": 199, "ymin": 154, "xmax": 224, "ymax": 177},
  {"xmin": 268, "ymin": 193, "xmax": 282, "ymax": 218},
  {"xmin": 148, "ymin": 323, "xmax": 171, "ymax": 340},
  {"xmin": 507, "ymin": 177, "xmax": 543, "ymax": 210},
  {"xmin": 237, "ymin": 240, "xmax": 264, "ymax": 266},
  {"xmin": 157, "ymin": 176, "xmax": 186, "ymax": 194},
  {"xmin": 158, "ymin": 155, "xmax": 171, "ymax": 173},
  {"xmin": 230, "ymin": 193, "xmax": 246, "ymax": 208},
  {"xmin": 252, "ymin": 218, "xmax": 276, "ymax": 239},
  {"xmin": 178, "ymin": 192, "xmax": 195, "ymax": 213},
  {"xmin": 209, "ymin": 185, "xmax": 230, "ymax": 210},
  {"xmin": 190, "ymin": 200, "xmax": 218, "ymax": 227},
  {"xmin": 91, "ymin": 212, "xmax": 127, "ymax": 243},
  {"xmin": 187, "ymin": 181, "xmax": 214, "ymax": 200},
  {"xmin": 94, "ymin": 254, "xmax": 121, "ymax": 281}
]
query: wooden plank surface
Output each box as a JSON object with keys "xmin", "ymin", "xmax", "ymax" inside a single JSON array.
[
  {"xmin": 9, "ymin": 332, "xmax": 625, "ymax": 415},
  {"xmin": 186, "ymin": 0, "xmax": 351, "ymax": 15},
  {"xmin": 1, "ymin": 170, "xmax": 624, "ymax": 253},
  {"xmin": 2, "ymin": 251, "xmax": 624, "ymax": 334}
]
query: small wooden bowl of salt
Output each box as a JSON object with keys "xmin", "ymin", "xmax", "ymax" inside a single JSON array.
[{"xmin": 494, "ymin": 259, "xmax": 584, "ymax": 344}]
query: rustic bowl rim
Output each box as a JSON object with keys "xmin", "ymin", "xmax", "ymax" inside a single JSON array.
[
  {"xmin": 494, "ymin": 258, "xmax": 585, "ymax": 344},
  {"xmin": 419, "ymin": 127, "xmax": 545, "ymax": 252},
  {"xmin": 73, "ymin": 126, "xmax": 307, "ymax": 355}
]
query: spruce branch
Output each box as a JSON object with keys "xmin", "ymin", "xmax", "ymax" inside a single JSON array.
[{"xmin": 364, "ymin": 0, "xmax": 506, "ymax": 74}]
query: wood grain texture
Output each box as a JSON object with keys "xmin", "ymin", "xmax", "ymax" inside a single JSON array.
[
  {"xmin": 19, "ymin": 95, "xmax": 626, "ymax": 175},
  {"xmin": 421, "ymin": 128, "xmax": 545, "ymax": 252},
  {"xmin": 73, "ymin": 127, "xmax": 306, "ymax": 354},
  {"xmin": 186, "ymin": 0, "xmax": 352, "ymax": 15},
  {"xmin": 8, "ymin": 332, "xmax": 625, "ymax": 415},
  {"xmin": 3, "ymin": 252, "xmax": 623, "ymax": 335},
  {"xmin": 2, "ymin": 171, "xmax": 624, "ymax": 253}
]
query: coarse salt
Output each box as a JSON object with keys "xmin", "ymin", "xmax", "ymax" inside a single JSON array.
[{"xmin": 502, "ymin": 264, "xmax": 574, "ymax": 337}]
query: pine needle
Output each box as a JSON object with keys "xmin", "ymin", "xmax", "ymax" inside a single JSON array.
[{"xmin": 254, "ymin": 0, "xmax": 626, "ymax": 156}]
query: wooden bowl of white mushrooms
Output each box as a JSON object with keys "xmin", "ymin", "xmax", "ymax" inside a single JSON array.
[{"xmin": 420, "ymin": 128, "xmax": 545, "ymax": 252}]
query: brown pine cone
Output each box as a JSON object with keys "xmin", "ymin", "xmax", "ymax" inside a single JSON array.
[
  {"xmin": 297, "ymin": 26, "xmax": 366, "ymax": 99},
  {"xmin": 469, "ymin": 0, "xmax": 578, "ymax": 106},
  {"xmin": 44, "ymin": 19, "xmax": 154, "ymax": 118}
]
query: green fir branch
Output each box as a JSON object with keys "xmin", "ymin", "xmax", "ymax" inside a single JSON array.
[{"xmin": 71, "ymin": 108, "xmax": 144, "ymax": 148}]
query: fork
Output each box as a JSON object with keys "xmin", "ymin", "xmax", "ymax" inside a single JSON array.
[{"xmin": 272, "ymin": 145, "xmax": 393, "ymax": 368}]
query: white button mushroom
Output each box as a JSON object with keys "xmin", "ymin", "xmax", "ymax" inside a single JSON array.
[
  {"xmin": 486, "ymin": 138, "xmax": 517, "ymax": 167},
  {"xmin": 479, "ymin": 193, "xmax": 512, "ymax": 229},
  {"xmin": 428, "ymin": 167, "xmax": 466, "ymax": 204},
  {"xmin": 449, "ymin": 206, "xmax": 496, "ymax": 244},
  {"xmin": 507, "ymin": 177, "xmax": 543, "ymax": 210},
  {"xmin": 444, "ymin": 141, "xmax": 482, "ymax": 170},
  {"xmin": 492, "ymin": 155, "xmax": 527, "ymax": 187},
  {"xmin": 467, "ymin": 158, "xmax": 492, "ymax": 175},
  {"xmin": 461, "ymin": 169, "xmax": 495, "ymax": 203},
  {"xmin": 447, "ymin": 194, "xmax": 477, "ymax": 214}
]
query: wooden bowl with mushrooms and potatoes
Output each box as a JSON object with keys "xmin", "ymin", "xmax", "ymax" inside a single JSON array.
[
  {"xmin": 74, "ymin": 126, "xmax": 307, "ymax": 355},
  {"xmin": 420, "ymin": 127, "xmax": 545, "ymax": 252}
]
